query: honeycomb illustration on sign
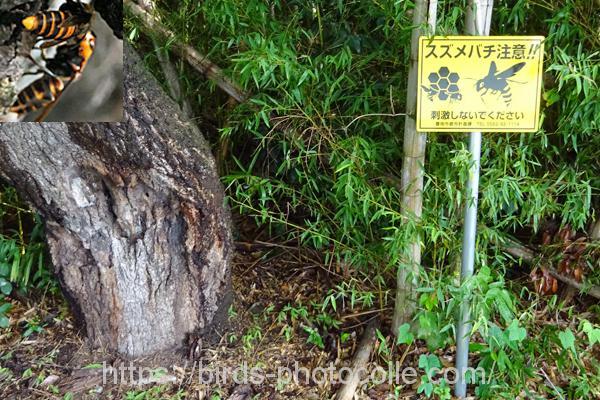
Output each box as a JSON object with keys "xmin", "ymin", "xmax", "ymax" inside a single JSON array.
[{"xmin": 421, "ymin": 67, "xmax": 462, "ymax": 102}]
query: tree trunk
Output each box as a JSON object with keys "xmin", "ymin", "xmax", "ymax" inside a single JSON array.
[{"xmin": 0, "ymin": 43, "xmax": 232, "ymax": 358}]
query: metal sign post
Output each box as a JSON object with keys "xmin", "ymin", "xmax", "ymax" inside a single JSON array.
[
  {"xmin": 414, "ymin": 1, "xmax": 544, "ymax": 397},
  {"xmin": 455, "ymin": 2, "xmax": 492, "ymax": 398},
  {"xmin": 454, "ymin": 131, "xmax": 482, "ymax": 398}
]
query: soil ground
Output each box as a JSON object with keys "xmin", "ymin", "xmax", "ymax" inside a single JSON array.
[{"xmin": 0, "ymin": 245, "xmax": 439, "ymax": 400}]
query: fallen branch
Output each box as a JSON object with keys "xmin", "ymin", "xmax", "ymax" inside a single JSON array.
[
  {"xmin": 227, "ymin": 385, "xmax": 253, "ymax": 400},
  {"xmin": 124, "ymin": 0, "xmax": 247, "ymax": 103},
  {"xmin": 335, "ymin": 318, "xmax": 379, "ymax": 400},
  {"xmin": 502, "ymin": 240, "xmax": 600, "ymax": 300}
]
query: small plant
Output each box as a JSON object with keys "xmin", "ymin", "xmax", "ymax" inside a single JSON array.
[
  {"xmin": 281, "ymin": 325, "xmax": 293, "ymax": 341},
  {"xmin": 22, "ymin": 316, "xmax": 44, "ymax": 337},
  {"xmin": 376, "ymin": 329, "xmax": 391, "ymax": 357},
  {"xmin": 0, "ymin": 186, "xmax": 55, "ymax": 331},
  {"xmin": 303, "ymin": 325, "xmax": 324, "ymax": 349},
  {"xmin": 580, "ymin": 320, "xmax": 600, "ymax": 347},
  {"xmin": 227, "ymin": 305, "xmax": 237, "ymax": 319},
  {"xmin": 432, "ymin": 380, "xmax": 452, "ymax": 400},
  {"xmin": 396, "ymin": 323, "xmax": 415, "ymax": 346},
  {"xmin": 228, "ymin": 333, "xmax": 238, "ymax": 344},
  {"xmin": 242, "ymin": 325, "xmax": 262, "ymax": 352},
  {"xmin": 417, "ymin": 354, "xmax": 442, "ymax": 398}
]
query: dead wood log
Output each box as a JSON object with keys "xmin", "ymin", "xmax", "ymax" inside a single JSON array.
[
  {"xmin": 502, "ymin": 240, "xmax": 600, "ymax": 300},
  {"xmin": 335, "ymin": 318, "xmax": 379, "ymax": 400}
]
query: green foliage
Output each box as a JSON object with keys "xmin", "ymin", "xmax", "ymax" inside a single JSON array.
[
  {"xmin": 417, "ymin": 354, "xmax": 444, "ymax": 398},
  {"xmin": 0, "ymin": 302, "xmax": 10, "ymax": 328},
  {"xmin": 558, "ymin": 328, "xmax": 576, "ymax": 354},
  {"xmin": 303, "ymin": 325, "xmax": 324, "ymax": 348},
  {"xmin": 580, "ymin": 319, "xmax": 600, "ymax": 347},
  {"xmin": 395, "ymin": 323, "xmax": 414, "ymax": 346},
  {"xmin": 168, "ymin": 0, "xmax": 600, "ymax": 265},
  {"xmin": 0, "ymin": 186, "xmax": 54, "ymax": 330}
]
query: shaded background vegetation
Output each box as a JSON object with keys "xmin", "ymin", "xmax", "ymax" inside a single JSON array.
[{"xmin": 128, "ymin": 0, "xmax": 599, "ymax": 397}]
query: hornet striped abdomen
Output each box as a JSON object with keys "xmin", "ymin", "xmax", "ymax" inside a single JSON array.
[
  {"xmin": 45, "ymin": 31, "xmax": 96, "ymax": 79},
  {"xmin": 9, "ymin": 31, "xmax": 95, "ymax": 119},
  {"xmin": 12, "ymin": 1, "xmax": 95, "ymax": 121},
  {"xmin": 21, "ymin": 0, "xmax": 92, "ymax": 42},
  {"xmin": 22, "ymin": 11, "xmax": 76, "ymax": 40},
  {"xmin": 9, "ymin": 77, "xmax": 64, "ymax": 114}
]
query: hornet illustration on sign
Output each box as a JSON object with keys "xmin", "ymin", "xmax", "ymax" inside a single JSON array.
[{"xmin": 476, "ymin": 61, "xmax": 526, "ymax": 107}]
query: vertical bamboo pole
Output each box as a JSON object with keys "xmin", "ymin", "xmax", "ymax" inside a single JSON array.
[
  {"xmin": 455, "ymin": 1, "xmax": 494, "ymax": 398},
  {"xmin": 392, "ymin": 0, "xmax": 438, "ymax": 335}
]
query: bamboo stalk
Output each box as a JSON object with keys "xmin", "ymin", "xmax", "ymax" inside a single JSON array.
[
  {"xmin": 124, "ymin": 0, "xmax": 247, "ymax": 103},
  {"xmin": 392, "ymin": 0, "xmax": 438, "ymax": 336},
  {"xmin": 590, "ymin": 218, "xmax": 600, "ymax": 241}
]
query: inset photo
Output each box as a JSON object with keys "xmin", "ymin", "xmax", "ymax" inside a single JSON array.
[{"xmin": 0, "ymin": 0, "xmax": 122, "ymax": 122}]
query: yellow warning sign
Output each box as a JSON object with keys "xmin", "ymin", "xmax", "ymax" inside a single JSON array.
[{"xmin": 416, "ymin": 36, "xmax": 544, "ymax": 132}]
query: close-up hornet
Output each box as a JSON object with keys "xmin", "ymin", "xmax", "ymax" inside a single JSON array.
[
  {"xmin": 45, "ymin": 30, "xmax": 96, "ymax": 81},
  {"xmin": 0, "ymin": 0, "xmax": 122, "ymax": 122},
  {"xmin": 21, "ymin": 0, "xmax": 94, "ymax": 45},
  {"xmin": 9, "ymin": 31, "xmax": 96, "ymax": 120}
]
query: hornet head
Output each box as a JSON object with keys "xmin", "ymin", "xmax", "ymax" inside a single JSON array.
[{"xmin": 475, "ymin": 79, "xmax": 485, "ymax": 92}]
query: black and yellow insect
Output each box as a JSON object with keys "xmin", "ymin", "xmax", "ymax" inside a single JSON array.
[
  {"xmin": 21, "ymin": 0, "xmax": 93, "ymax": 43},
  {"xmin": 9, "ymin": 76, "xmax": 64, "ymax": 114},
  {"xmin": 10, "ymin": 31, "xmax": 96, "ymax": 119},
  {"xmin": 45, "ymin": 30, "xmax": 96, "ymax": 80}
]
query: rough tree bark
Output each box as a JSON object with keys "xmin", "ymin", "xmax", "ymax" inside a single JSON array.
[{"xmin": 0, "ymin": 42, "xmax": 233, "ymax": 358}]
